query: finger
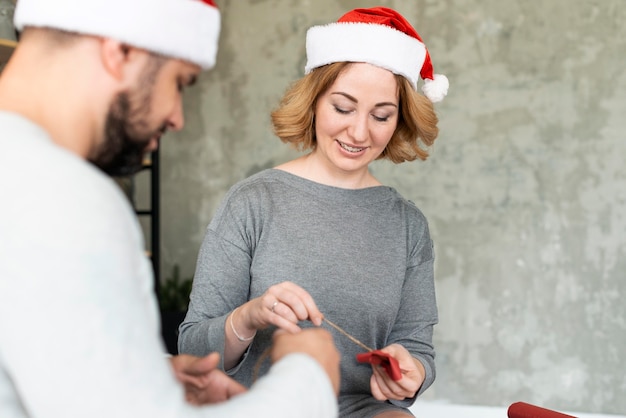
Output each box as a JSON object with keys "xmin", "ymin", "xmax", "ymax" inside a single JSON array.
[
  {"xmin": 377, "ymin": 344, "xmax": 424, "ymax": 395},
  {"xmin": 370, "ymin": 373, "xmax": 388, "ymax": 401},
  {"xmin": 258, "ymin": 296, "xmax": 299, "ymax": 333},
  {"xmin": 170, "ymin": 353, "xmax": 218, "ymax": 379},
  {"xmin": 272, "ymin": 328, "xmax": 287, "ymax": 341},
  {"xmin": 270, "ymin": 301, "xmax": 298, "ymax": 323},
  {"xmin": 225, "ymin": 377, "xmax": 247, "ymax": 398},
  {"xmin": 283, "ymin": 282, "xmax": 324, "ymax": 324},
  {"xmin": 185, "ymin": 370, "xmax": 248, "ymax": 405},
  {"xmin": 272, "ymin": 282, "xmax": 323, "ymax": 325},
  {"xmin": 264, "ymin": 286, "xmax": 307, "ymax": 326},
  {"xmin": 371, "ymin": 366, "xmax": 393, "ymax": 397},
  {"xmin": 244, "ymin": 295, "xmax": 289, "ymax": 330},
  {"xmin": 265, "ymin": 284, "xmax": 302, "ymax": 317},
  {"xmin": 270, "ymin": 310, "xmax": 303, "ymax": 333},
  {"xmin": 371, "ymin": 365, "xmax": 407, "ymax": 400},
  {"xmin": 177, "ymin": 354, "xmax": 222, "ymax": 389},
  {"xmin": 185, "ymin": 352, "xmax": 221, "ymax": 376}
]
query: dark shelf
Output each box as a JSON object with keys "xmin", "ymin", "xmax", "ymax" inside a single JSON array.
[
  {"xmin": 149, "ymin": 149, "xmax": 160, "ymax": 297},
  {"xmin": 114, "ymin": 150, "xmax": 160, "ymax": 298}
]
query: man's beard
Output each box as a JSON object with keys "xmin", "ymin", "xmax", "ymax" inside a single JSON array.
[
  {"xmin": 89, "ymin": 90, "xmax": 166, "ymax": 177},
  {"xmin": 90, "ymin": 55, "xmax": 168, "ymax": 176}
]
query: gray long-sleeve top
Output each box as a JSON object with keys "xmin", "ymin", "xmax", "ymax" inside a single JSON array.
[{"xmin": 179, "ymin": 169, "xmax": 438, "ymax": 417}]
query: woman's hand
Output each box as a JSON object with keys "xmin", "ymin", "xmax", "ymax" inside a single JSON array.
[
  {"xmin": 224, "ymin": 281, "xmax": 323, "ymax": 370},
  {"xmin": 369, "ymin": 344, "xmax": 425, "ymax": 401},
  {"xmin": 237, "ymin": 281, "xmax": 323, "ymax": 335}
]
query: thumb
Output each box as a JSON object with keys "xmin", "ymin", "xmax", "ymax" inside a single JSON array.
[
  {"xmin": 189, "ymin": 352, "xmax": 221, "ymax": 375},
  {"xmin": 175, "ymin": 352, "xmax": 220, "ymax": 376}
]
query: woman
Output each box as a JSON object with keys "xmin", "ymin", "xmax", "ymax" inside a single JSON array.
[{"xmin": 179, "ymin": 6, "xmax": 448, "ymax": 417}]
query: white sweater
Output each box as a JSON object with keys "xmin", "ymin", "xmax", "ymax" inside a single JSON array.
[{"xmin": 0, "ymin": 112, "xmax": 337, "ymax": 418}]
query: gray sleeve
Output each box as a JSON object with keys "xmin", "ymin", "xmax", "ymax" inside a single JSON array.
[
  {"xmin": 390, "ymin": 218, "xmax": 438, "ymax": 407},
  {"xmin": 177, "ymin": 192, "xmax": 256, "ymax": 366}
]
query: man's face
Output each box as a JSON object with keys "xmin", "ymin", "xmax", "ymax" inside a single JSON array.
[{"xmin": 89, "ymin": 55, "xmax": 200, "ymax": 176}]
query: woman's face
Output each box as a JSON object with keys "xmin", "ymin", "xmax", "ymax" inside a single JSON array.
[{"xmin": 313, "ymin": 63, "xmax": 399, "ymax": 176}]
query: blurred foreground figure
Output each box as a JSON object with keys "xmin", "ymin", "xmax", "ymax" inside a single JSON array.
[{"xmin": 0, "ymin": 0, "xmax": 339, "ymax": 417}]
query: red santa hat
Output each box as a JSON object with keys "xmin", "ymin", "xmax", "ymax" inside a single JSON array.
[
  {"xmin": 305, "ymin": 7, "xmax": 449, "ymax": 102},
  {"xmin": 13, "ymin": 0, "xmax": 221, "ymax": 70}
]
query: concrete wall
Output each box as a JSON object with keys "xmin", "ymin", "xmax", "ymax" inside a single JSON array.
[{"xmin": 155, "ymin": 1, "xmax": 626, "ymax": 414}]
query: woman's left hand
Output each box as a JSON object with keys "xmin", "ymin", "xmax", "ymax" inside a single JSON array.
[{"xmin": 369, "ymin": 343, "xmax": 425, "ymax": 401}]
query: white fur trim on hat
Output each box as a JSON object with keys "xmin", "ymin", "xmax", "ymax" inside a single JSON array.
[
  {"xmin": 305, "ymin": 22, "xmax": 426, "ymax": 90},
  {"xmin": 14, "ymin": 0, "xmax": 220, "ymax": 70}
]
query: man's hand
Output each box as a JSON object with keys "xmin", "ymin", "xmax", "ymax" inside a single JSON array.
[
  {"xmin": 170, "ymin": 352, "xmax": 247, "ymax": 405},
  {"xmin": 271, "ymin": 328, "xmax": 340, "ymax": 394}
]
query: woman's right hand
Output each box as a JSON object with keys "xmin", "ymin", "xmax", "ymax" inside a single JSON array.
[{"xmin": 236, "ymin": 281, "xmax": 324, "ymax": 335}]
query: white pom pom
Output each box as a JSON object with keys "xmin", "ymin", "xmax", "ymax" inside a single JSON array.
[{"xmin": 421, "ymin": 74, "xmax": 449, "ymax": 103}]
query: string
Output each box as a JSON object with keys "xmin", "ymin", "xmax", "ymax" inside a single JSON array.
[
  {"xmin": 252, "ymin": 316, "xmax": 373, "ymax": 382},
  {"xmin": 322, "ymin": 317, "xmax": 373, "ymax": 352}
]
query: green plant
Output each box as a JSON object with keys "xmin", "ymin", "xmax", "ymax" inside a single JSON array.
[{"xmin": 159, "ymin": 264, "xmax": 193, "ymax": 312}]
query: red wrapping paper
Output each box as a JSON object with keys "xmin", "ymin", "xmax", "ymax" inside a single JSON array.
[{"xmin": 508, "ymin": 402, "xmax": 577, "ymax": 418}]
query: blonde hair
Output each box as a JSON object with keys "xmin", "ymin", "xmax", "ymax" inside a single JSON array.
[{"xmin": 271, "ymin": 62, "xmax": 440, "ymax": 163}]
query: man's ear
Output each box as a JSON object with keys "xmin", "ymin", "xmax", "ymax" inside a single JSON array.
[{"xmin": 99, "ymin": 38, "xmax": 132, "ymax": 81}]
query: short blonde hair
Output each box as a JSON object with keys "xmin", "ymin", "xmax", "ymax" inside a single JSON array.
[{"xmin": 271, "ymin": 62, "xmax": 440, "ymax": 162}]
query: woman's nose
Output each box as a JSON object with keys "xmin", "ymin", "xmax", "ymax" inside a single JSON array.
[{"xmin": 347, "ymin": 114, "xmax": 369, "ymax": 143}]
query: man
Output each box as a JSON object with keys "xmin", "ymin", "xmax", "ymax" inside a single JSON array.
[{"xmin": 0, "ymin": 0, "xmax": 340, "ymax": 417}]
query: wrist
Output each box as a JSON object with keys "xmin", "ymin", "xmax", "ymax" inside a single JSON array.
[{"xmin": 229, "ymin": 306, "xmax": 256, "ymax": 342}]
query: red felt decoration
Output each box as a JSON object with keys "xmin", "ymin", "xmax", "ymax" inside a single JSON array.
[{"xmin": 356, "ymin": 350, "xmax": 402, "ymax": 381}]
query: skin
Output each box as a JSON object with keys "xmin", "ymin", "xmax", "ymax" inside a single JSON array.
[
  {"xmin": 0, "ymin": 31, "xmax": 197, "ymax": 164},
  {"xmin": 0, "ymin": 27, "xmax": 340, "ymax": 404},
  {"xmin": 170, "ymin": 353, "xmax": 246, "ymax": 405},
  {"xmin": 89, "ymin": 54, "xmax": 197, "ymax": 176},
  {"xmin": 224, "ymin": 64, "xmax": 426, "ymax": 409},
  {"xmin": 276, "ymin": 63, "xmax": 400, "ymax": 189},
  {"xmin": 307, "ymin": 62, "xmax": 400, "ymax": 188}
]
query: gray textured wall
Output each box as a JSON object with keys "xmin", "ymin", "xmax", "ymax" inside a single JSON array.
[{"xmin": 155, "ymin": 0, "xmax": 626, "ymax": 414}]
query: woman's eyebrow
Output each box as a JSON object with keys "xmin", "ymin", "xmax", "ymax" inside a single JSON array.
[{"xmin": 330, "ymin": 91, "xmax": 397, "ymax": 108}]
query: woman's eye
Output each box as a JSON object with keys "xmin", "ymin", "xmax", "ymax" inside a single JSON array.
[
  {"xmin": 373, "ymin": 114, "xmax": 390, "ymax": 122},
  {"xmin": 333, "ymin": 106, "xmax": 351, "ymax": 115}
]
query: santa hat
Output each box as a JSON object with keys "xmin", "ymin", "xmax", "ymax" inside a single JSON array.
[
  {"xmin": 305, "ymin": 7, "xmax": 449, "ymax": 102},
  {"xmin": 13, "ymin": 0, "xmax": 221, "ymax": 70}
]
